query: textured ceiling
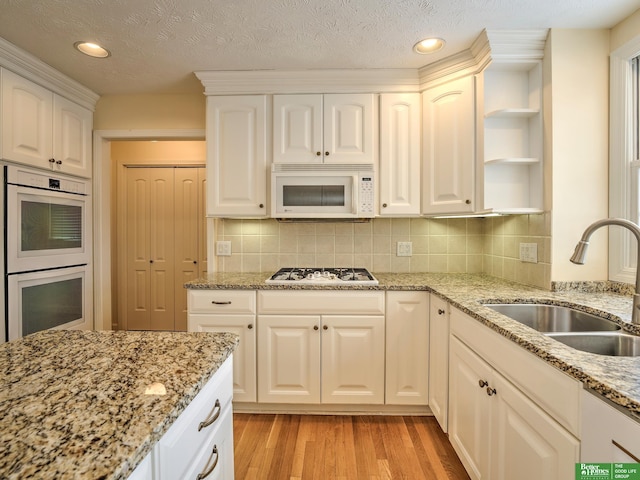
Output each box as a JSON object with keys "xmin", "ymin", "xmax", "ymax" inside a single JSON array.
[{"xmin": 0, "ymin": 0, "xmax": 638, "ymax": 95}]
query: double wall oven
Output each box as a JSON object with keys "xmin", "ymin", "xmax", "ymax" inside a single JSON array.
[{"xmin": 4, "ymin": 165, "xmax": 92, "ymax": 342}]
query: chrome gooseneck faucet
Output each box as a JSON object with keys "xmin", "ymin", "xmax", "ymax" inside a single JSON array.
[{"xmin": 570, "ymin": 218, "xmax": 640, "ymax": 324}]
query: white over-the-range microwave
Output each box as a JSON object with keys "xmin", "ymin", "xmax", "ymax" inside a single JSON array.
[{"xmin": 271, "ymin": 163, "xmax": 375, "ymax": 219}]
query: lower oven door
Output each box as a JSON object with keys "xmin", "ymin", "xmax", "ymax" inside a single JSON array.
[{"xmin": 7, "ymin": 265, "xmax": 93, "ymax": 341}]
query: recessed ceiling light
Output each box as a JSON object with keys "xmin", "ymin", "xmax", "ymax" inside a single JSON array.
[
  {"xmin": 413, "ymin": 37, "xmax": 445, "ymax": 54},
  {"xmin": 74, "ymin": 41, "xmax": 111, "ymax": 58}
]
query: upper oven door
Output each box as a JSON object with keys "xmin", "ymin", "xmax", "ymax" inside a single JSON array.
[{"xmin": 6, "ymin": 183, "xmax": 91, "ymax": 273}]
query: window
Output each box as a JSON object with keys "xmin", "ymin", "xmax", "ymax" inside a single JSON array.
[{"xmin": 610, "ymin": 39, "xmax": 640, "ymax": 285}]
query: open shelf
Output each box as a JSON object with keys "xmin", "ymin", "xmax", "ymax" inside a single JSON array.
[
  {"xmin": 485, "ymin": 157, "xmax": 539, "ymax": 165},
  {"xmin": 485, "ymin": 108, "xmax": 539, "ymax": 119}
]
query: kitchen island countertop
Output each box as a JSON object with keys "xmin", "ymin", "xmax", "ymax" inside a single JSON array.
[
  {"xmin": 0, "ymin": 329, "xmax": 239, "ymax": 480},
  {"xmin": 186, "ymin": 272, "xmax": 640, "ymax": 418}
]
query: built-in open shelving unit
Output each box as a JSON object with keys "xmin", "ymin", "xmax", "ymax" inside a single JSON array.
[{"xmin": 481, "ymin": 30, "xmax": 547, "ymax": 214}]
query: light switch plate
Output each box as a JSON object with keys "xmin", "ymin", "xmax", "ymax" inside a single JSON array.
[
  {"xmin": 216, "ymin": 241, "xmax": 232, "ymax": 256},
  {"xmin": 519, "ymin": 243, "xmax": 538, "ymax": 263},
  {"xmin": 397, "ymin": 242, "xmax": 412, "ymax": 257}
]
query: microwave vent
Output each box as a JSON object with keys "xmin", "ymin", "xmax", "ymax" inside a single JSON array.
[{"xmin": 272, "ymin": 163, "xmax": 373, "ymax": 173}]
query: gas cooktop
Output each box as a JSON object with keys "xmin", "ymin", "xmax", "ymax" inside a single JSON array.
[{"xmin": 266, "ymin": 267, "xmax": 379, "ymax": 285}]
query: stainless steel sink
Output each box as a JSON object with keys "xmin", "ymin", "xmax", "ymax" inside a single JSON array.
[
  {"xmin": 484, "ymin": 303, "xmax": 621, "ymax": 333},
  {"xmin": 547, "ymin": 333, "xmax": 640, "ymax": 357}
]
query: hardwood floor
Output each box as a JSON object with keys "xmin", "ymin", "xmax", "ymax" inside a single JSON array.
[{"xmin": 233, "ymin": 414, "xmax": 470, "ymax": 480}]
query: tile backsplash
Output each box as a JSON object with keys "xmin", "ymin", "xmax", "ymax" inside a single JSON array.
[{"xmin": 214, "ymin": 213, "xmax": 552, "ymax": 289}]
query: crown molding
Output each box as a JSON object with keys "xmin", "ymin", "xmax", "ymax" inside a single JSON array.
[
  {"xmin": 0, "ymin": 37, "xmax": 100, "ymax": 110},
  {"xmin": 195, "ymin": 69, "xmax": 420, "ymax": 95},
  {"xmin": 484, "ymin": 29, "xmax": 549, "ymax": 63}
]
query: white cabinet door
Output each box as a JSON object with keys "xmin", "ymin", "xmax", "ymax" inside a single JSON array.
[
  {"xmin": 323, "ymin": 94, "xmax": 375, "ymax": 164},
  {"xmin": 422, "ymin": 75, "xmax": 476, "ymax": 215},
  {"xmin": 53, "ymin": 95, "xmax": 92, "ymax": 178},
  {"xmin": 379, "ymin": 93, "xmax": 421, "ymax": 216},
  {"xmin": 206, "ymin": 95, "xmax": 268, "ymax": 217},
  {"xmin": 189, "ymin": 314, "xmax": 257, "ymax": 403},
  {"xmin": 257, "ymin": 315, "xmax": 321, "ymax": 403},
  {"xmin": 428, "ymin": 294, "xmax": 449, "ymax": 431},
  {"xmin": 1, "ymin": 69, "xmax": 53, "ymax": 168},
  {"xmin": 385, "ymin": 291, "xmax": 429, "ymax": 405},
  {"xmin": 490, "ymin": 373, "xmax": 579, "ymax": 480},
  {"xmin": 273, "ymin": 94, "xmax": 322, "ymax": 163},
  {"xmin": 273, "ymin": 93, "xmax": 375, "ymax": 165},
  {"xmin": 321, "ymin": 315, "xmax": 385, "ymax": 404},
  {"xmin": 448, "ymin": 336, "xmax": 492, "ymax": 480}
]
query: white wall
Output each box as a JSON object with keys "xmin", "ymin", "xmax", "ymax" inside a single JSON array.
[
  {"xmin": 549, "ymin": 29, "xmax": 610, "ymax": 281},
  {"xmin": 611, "ymin": 7, "xmax": 640, "ymax": 52}
]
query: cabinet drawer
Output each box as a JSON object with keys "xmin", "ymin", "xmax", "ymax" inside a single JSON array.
[
  {"xmin": 181, "ymin": 406, "xmax": 234, "ymax": 480},
  {"xmin": 189, "ymin": 290, "xmax": 256, "ymax": 314},
  {"xmin": 258, "ymin": 290, "xmax": 385, "ymax": 315},
  {"xmin": 156, "ymin": 357, "xmax": 233, "ymax": 479}
]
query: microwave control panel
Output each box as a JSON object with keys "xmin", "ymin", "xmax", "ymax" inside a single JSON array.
[{"xmin": 359, "ymin": 175, "xmax": 374, "ymax": 215}]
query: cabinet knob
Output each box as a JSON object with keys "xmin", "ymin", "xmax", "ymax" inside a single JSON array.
[
  {"xmin": 259, "ymin": 203, "xmax": 264, "ymax": 208},
  {"xmin": 149, "ymin": 259, "xmax": 154, "ymax": 264},
  {"xmin": 56, "ymin": 160, "xmax": 62, "ymax": 165},
  {"xmin": 316, "ymin": 151, "xmax": 322, "ymax": 156},
  {"xmin": 193, "ymin": 260, "xmax": 198, "ymax": 264},
  {"xmin": 248, "ymin": 324, "xmax": 253, "ymax": 329},
  {"xmin": 382, "ymin": 203, "xmax": 387, "ymax": 208},
  {"xmin": 438, "ymin": 309, "xmax": 445, "ymax": 315},
  {"xmin": 478, "ymin": 379, "xmax": 488, "ymax": 388},
  {"xmin": 48, "ymin": 158, "xmax": 56, "ymax": 164},
  {"xmin": 325, "ymin": 151, "xmax": 330, "ymax": 156},
  {"xmin": 314, "ymin": 325, "xmax": 319, "ymax": 331},
  {"xmin": 486, "ymin": 386, "xmax": 497, "ymax": 396},
  {"xmin": 323, "ymin": 325, "xmax": 328, "ymax": 330},
  {"xmin": 465, "ymin": 199, "xmax": 471, "ymax": 205}
]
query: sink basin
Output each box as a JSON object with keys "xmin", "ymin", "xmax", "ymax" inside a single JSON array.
[
  {"xmin": 547, "ymin": 333, "xmax": 640, "ymax": 356},
  {"xmin": 484, "ymin": 303, "xmax": 621, "ymax": 333}
]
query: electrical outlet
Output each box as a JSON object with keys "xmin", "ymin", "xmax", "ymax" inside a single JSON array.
[
  {"xmin": 397, "ymin": 241, "xmax": 412, "ymax": 257},
  {"xmin": 519, "ymin": 243, "xmax": 538, "ymax": 263},
  {"xmin": 216, "ymin": 241, "xmax": 232, "ymax": 256}
]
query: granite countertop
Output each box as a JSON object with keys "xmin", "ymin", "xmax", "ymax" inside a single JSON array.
[
  {"xmin": 0, "ymin": 330, "xmax": 239, "ymax": 480},
  {"xmin": 186, "ymin": 271, "xmax": 640, "ymax": 418}
]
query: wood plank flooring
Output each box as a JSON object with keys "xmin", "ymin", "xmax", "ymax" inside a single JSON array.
[{"xmin": 233, "ymin": 414, "xmax": 470, "ymax": 480}]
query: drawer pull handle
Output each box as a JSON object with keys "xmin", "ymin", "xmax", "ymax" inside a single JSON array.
[
  {"xmin": 196, "ymin": 445, "xmax": 219, "ymax": 480},
  {"xmin": 438, "ymin": 309, "xmax": 445, "ymax": 315},
  {"xmin": 211, "ymin": 301, "xmax": 232, "ymax": 305},
  {"xmin": 478, "ymin": 380, "xmax": 488, "ymax": 388},
  {"xmin": 198, "ymin": 399, "xmax": 221, "ymax": 431},
  {"xmin": 612, "ymin": 439, "xmax": 640, "ymax": 463}
]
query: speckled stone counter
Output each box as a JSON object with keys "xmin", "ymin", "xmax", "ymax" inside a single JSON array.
[
  {"xmin": 186, "ymin": 271, "xmax": 640, "ymax": 418},
  {"xmin": 0, "ymin": 330, "xmax": 239, "ymax": 480}
]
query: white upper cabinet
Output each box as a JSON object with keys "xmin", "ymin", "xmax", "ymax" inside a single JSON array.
[
  {"xmin": 206, "ymin": 95, "xmax": 268, "ymax": 217},
  {"xmin": 379, "ymin": 93, "xmax": 421, "ymax": 216},
  {"xmin": 53, "ymin": 94, "xmax": 93, "ymax": 178},
  {"xmin": 480, "ymin": 30, "xmax": 546, "ymax": 214},
  {"xmin": 481, "ymin": 61, "xmax": 543, "ymax": 213},
  {"xmin": 422, "ymin": 75, "xmax": 476, "ymax": 215},
  {"xmin": 273, "ymin": 93, "xmax": 375, "ymax": 164},
  {"xmin": 1, "ymin": 69, "xmax": 92, "ymax": 178}
]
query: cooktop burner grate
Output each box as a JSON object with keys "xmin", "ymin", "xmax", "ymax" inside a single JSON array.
[{"xmin": 266, "ymin": 267, "xmax": 379, "ymax": 285}]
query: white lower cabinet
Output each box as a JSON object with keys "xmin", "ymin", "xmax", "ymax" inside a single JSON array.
[
  {"xmin": 581, "ymin": 389, "xmax": 640, "ymax": 463},
  {"xmin": 257, "ymin": 291, "xmax": 385, "ymax": 404},
  {"xmin": 129, "ymin": 357, "xmax": 235, "ymax": 480},
  {"xmin": 448, "ymin": 308, "xmax": 580, "ymax": 480},
  {"xmin": 385, "ymin": 291, "xmax": 429, "ymax": 405},
  {"xmin": 188, "ymin": 290, "xmax": 257, "ymax": 402},
  {"xmin": 428, "ymin": 294, "xmax": 450, "ymax": 431}
]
